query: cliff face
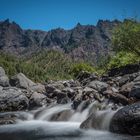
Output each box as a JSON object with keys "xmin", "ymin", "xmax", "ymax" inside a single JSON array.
[{"xmin": 0, "ymin": 19, "xmax": 121, "ymax": 64}]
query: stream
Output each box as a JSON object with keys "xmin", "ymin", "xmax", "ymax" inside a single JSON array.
[{"xmin": 0, "ymin": 102, "xmax": 139, "ymax": 140}]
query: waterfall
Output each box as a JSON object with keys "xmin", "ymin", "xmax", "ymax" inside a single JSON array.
[
  {"xmin": 31, "ymin": 101, "xmax": 117, "ymax": 131},
  {"xmin": 0, "ymin": 102, "xmax": 135, "ymax": 140},
  {"xmin": 36, "ymin": 103, "xmax": 72, "ymax": 121}
]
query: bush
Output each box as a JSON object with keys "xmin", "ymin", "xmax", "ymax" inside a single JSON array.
[
  {"xmin": 70, "ymin": 62, "xmax": 96, "ymax": 77},
  {"xmin": 107, "ymin": 51, "xmax": 140, "ymax": 69},
  {"xmin": 112, "ymin": 19, "xmax": 140, "ymax": 56},
  {"xmin": 0, "ymin": 50, "xmax": 73, "ymax": 82}
]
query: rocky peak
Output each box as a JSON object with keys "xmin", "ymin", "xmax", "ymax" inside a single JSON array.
[{"xmin": 0, "ymin": 19, "xmax": 121, "ymax": 63}]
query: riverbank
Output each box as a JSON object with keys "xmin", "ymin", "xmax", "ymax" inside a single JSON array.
[{"xmin": 0, "ymin": 63, "xmax": 140, "ymax": 137}]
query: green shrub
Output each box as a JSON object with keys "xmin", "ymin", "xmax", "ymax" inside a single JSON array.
[
  {"xmin": 70, "ymin": 62, "xmax": 96, "ymax": 77},
  {"xmin": 0, "ymin": 50, "xmax": 73, "ymax": 82},
  {"xmin": 112, "ymin": 19, "xmax": 140, "ymax": 56},
  {"xmin": 107, "ymin": 51, "xmax": 140, "ymax": 69}
]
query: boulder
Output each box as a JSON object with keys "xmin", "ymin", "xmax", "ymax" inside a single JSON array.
[
  {"xmin": 80, "ymin": 113, "xmax": 102, "ymax": 129},
  {"xmin": 129, "ymin": 82, "xmax": 140, "ymax": 99},
  {"xmin": 45, "ymin": 82, "xmax": 65, "ymax": 93},
  {"xmin": 30, "ymin": 83, "xmax": 45, "ymax": 93},
  {"xmin": 56, "ymin": 89, "xmax": 70, "ymax": 104},
  {"xmin": 110, "ymin": 102, "xmax": 140, "ymax": 135},
  {"xmin": 129, "ymin": 75, "xmax": 140, "ymax": 99},
  {"xmin": 82, "ymin": 87, "xmax": 102, "ymax": 102},
  {"xmin": 104, "ymin": 89, "xmax": 131, "ymax": 105},
  {"xmin": 10, "ymin": 73, "xmax": 35, "ymax": 89},
  {"xmin": 88, "ymin": 80, "xmax": 108, "ymax": 92},
  {"xmin": 29, "ymin": 92, "xmax": 47, "ymax": 108},
  {"xmin": 76, "ymin": 71, "xmax": 92, "ymax": 82},
  {"xmin": 0, "ymin": 67, "xmax": 6, "ymax": 77},
  {"xmin": 119, "ymin": 82, "xmax": 134, "ymax": 97},
  {"xmin": 50, "ymin": 110, "xmax": 73, "ymax": 121},
  {"xmin": 80, "ymin": 109, "xmax": 116, "ymax": 130},
  {"xmin": 0, "ymin": 67, "xmax": 9, "ymax": 87},
  {"xmin": 0, "ymin": 111, "xmax": 33, "ymax": 125},
  {"xmin": 63, "ymin": 80, "xmax": 80, "ymax": 87},
  {"xmin": 45, "ymin": 84, "xmax": 56, "ymax": 93},
  {"xmin": 10, "ymin": 73, "xmax": 45, "ymax": 94},
  {"xmin": 76, "ymin": 71, "xmax": 98, "ymax": 85},
  {"xmin": 118, "ymin": 75, "xmax": 130, "ymax": 87},
  {"xmin": 108, "ymin": 63, "xmax": 140, "ymax": 77},
  {"xmin": 134, "ymin": 75, "xmax": 140, "ymax": 82},
  {"xmin": 0, "ymin": 87, "xmax": 29, "ymax": 111},
  {"xmin": 62, "ymin": 87, "xmax": 75, "ymax": 98}
]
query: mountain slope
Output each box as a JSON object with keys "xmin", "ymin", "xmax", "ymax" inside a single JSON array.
[{"xmin": 0, "ymin": 19, "xmax": 121, "ymax": 64}]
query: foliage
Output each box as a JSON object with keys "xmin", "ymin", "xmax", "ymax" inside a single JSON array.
[
  {"xmin": 29, "ymin": 50, "xmax": 73, "ymax": 81},
  {"xmin": 2, "ymin": 19, "xmax": 140, "ymax": 81},
  {"xmin": 70, "ymin": 62, "xmax": 96, "ymax": 77},
  {"xmin": 112, "ymin": 19, "xmax": 140, "ymax": 56},
  {"xmin": 107, "ymin": 51, "xmax": 140, "ymax": 69},
  {"xmin": 0, "ymin": 50, "xmax": 73, "ymax": 82}
]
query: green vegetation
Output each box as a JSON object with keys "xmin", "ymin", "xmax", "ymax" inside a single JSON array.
[
  {"xmin": 1, "ymin": 19, "xmax": 140, "ymax": 81},
  {"xmin": 0, "ymin": 50, "xmax": 99, "ymax": 82},
  {"xmin": 107, "ymin": 19, "xmax": 140, "ymax": 69},
  {"xmin": 70, "ymin": 62, "xmax": 96, "ymax": 77},
  {"xmin": 107, "ymin": 51, "xmax": 140, "ymax": 69},
  {"xmin": 0, "ymin": 50, "xmax": 73, "ymax": 82},
  {"xmin": 112, "ymin": 19, "xmax": 140, "ymax": 56}
]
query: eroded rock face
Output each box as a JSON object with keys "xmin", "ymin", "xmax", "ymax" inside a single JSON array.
[
  {"xmin": 0, "ymin": 19, "xmax": 120, "ymax": 65},
  {"xmin": 110, "ymin": 102, "xmax": 140, "ymax": 135},
  {"xmin": 0, "ymin": 87, "xmax": 29, "ymax": 112}
]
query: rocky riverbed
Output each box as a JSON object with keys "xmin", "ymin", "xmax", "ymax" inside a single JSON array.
[{"xmin": 0, "ymin": 63, "xmax": 140, "ymax": 139}]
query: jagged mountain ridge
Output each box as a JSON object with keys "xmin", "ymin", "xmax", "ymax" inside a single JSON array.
[{"xmin": 0, "ymin": 19, "xmax": 121, "ymax": 64}]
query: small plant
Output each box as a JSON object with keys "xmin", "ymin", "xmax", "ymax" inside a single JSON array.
[
  {"xmin": 112, "ymin": 19, "xmax": 140, "ymax": 56},
  {"xmin": 70, "ymin": 62, "xmax": 96, "ymax": 77},
  {"xmin": 107, "ymin": 51, "xmax": 140, "ymax": 69}
]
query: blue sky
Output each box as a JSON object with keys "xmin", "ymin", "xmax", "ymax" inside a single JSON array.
[{"xmin": 0, "ymin": 0, "xmax": 140, "ymax": 30}]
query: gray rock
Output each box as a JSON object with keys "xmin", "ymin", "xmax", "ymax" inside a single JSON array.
[
  {"xmin": 88, "ymin": 80, "xmax": 108, "ymax": 92},
  {"xmin": 82, "ymin": 87, "xmax": 102, "ymax": 102},
  {"xmin": 45, "ymin": 84, "xmax": 56, "ymax": 93},
  {"xmin": 50, "ymin": 110, "xmax": 73, "ymax": 121},
  {"xmin": 29, "ymin": 92, "xmax": 47, "ymax": 108},
  {"xmin": 134, "ymin": 75, "xmax": 140, "ymax": 82},
  {"xmin": 118, "ymin": 75, "xmax": 130, "ymax": 87},
  {"xmin": 0, "ymin": 86, "xmax": 3, "ymax": 91},
  {"xmin": 110, "ymin": 102, "xmax": 140, "ymax": 135},
  {"xmin": 0, "ymin": 87, "xmax": 29, "ymax": 111},
  {"xmin": 0, "ymin": 75, "xmax": 9, "ymax": 87},
  {"xmin": 0, "ymin": 67, "xmax": 9, "ymax": 87},
  {"xmin": 120, "ymin": 82, "xmax": 134, "ymax": 97},
  {"xmin": 45, "ymin": 82, "xmax": 65, "ymax": 93},
  {"xmin": 129, "ymin": 82, "xmax": 140, "ymax": 99},
  {"xmin": 0, "ymin": 67, "xmax": 6, "ymax": 76},
  {"xmin": 30, "ymin": 83, "xmax": 45, "ymax": 93},
  {"xmin": 80, "ymin": 113, "xmax": 102, "ymax": 129},
  {"xmin": 77, "ymin": 71, "xmax": 99, "ymax": 86},
  {"xmin": 0, "ymin": 111, "xmax": 33, "ymax": 125},
  {"xmin": 104, "ymin": 89, "xmax": 130, "ymax": 105},
  {"xmin": 62, "ymin": 87, "xmax": 75, "ymax": 98},
  {"xmin": 10, "ymin": 73, "xmax": 36, "ymax": 89}
]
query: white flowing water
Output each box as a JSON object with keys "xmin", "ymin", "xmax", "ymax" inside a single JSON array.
[
  {"xmin": 0, "ymin": 101, "xmax": 138, "ymax": 140},
  {"xmin": 37, "ymin": 104, "xmax": 71, "ymax": 120}
]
